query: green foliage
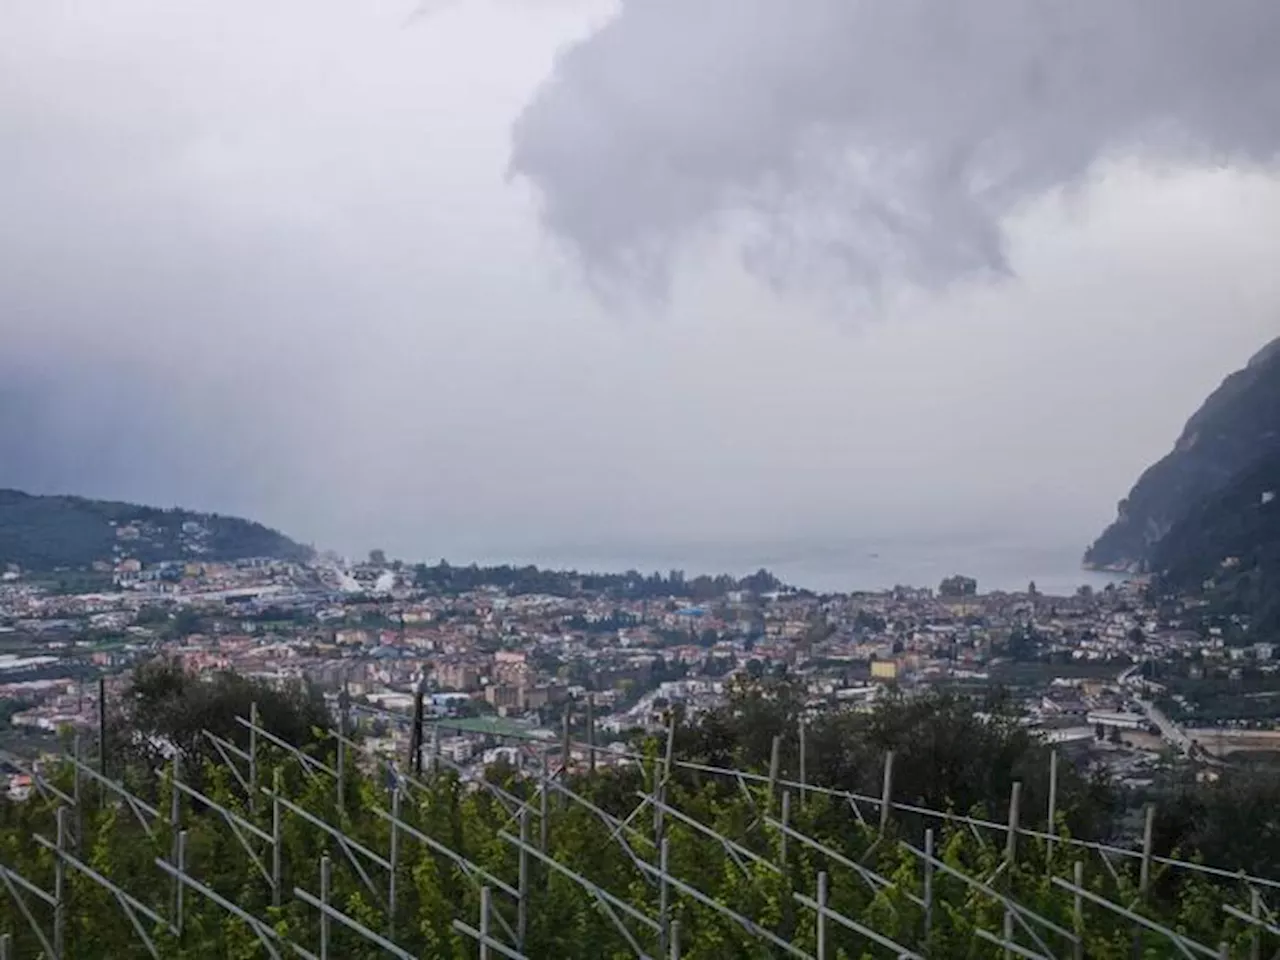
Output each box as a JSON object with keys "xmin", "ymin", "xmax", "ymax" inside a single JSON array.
[
  {"xmin": 1154, "ymin": 446, "xmax": 1280, "ymax": 638},
  {"xmin": 413, "ymin": 560, "xmax": 783, "ymax": 600},
  {"xmin": 677, "ymin": 677, "xmax": 1115, "ymax": 842},
  {"xmin": 0, "ymin": 678, "xmax": 1269, "ymax": 958},
  {"xmin": 938, "ymin": 575, "xmax": 977, "ymax": 598},
  {"xmin": 0, "ymin": 488, "xmax": 311, "ymax": 573},
  {"xmin": 1154, "ymin": 665, "xmax": 1280, "ymax": 723},
  {"xmin": 1153, "ymin": 768, "xmax": 1280, "ymax": 880},
  {"xmin": 109, "ymin": 660, "xmax": 331, "ymax": 786},
  {"xmin": 0, "ymin": 698, "xmax": 33, "ymax": 730},
  {"xmin": 1087, "ymin": 334, "xmax": 1280, "ymax": 570}
]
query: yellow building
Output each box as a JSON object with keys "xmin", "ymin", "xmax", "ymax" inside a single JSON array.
[{"xmin": 870, "ymin": 660, "xmax": 898, "ymax": 681}]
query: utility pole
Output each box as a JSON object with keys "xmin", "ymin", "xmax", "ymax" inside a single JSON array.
[
  {"xmin": 97, "ymin": 675, "xmax": 108, "ymax": 784},
  {"xmin": 409, "ymin": 682, "xmax": 425, "ymax": 776}
]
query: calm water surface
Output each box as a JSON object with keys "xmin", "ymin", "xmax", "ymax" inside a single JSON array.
[{"xmin": 503, "ymin": 537, "xmax": 1125, "ymax": 597}]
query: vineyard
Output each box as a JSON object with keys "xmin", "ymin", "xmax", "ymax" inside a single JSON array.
[{"xmin": 0, "ymin": 686, "xmax": 1277, "ymax": 959}]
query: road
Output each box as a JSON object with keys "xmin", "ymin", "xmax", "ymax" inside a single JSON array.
[
  {"xmin": 1135, "ymin": 696, "xmax": 1196, "ymax": 755},
  {"xmin": 1119, "ymin": 661, "xmax": 1197, "ymax": 758}
]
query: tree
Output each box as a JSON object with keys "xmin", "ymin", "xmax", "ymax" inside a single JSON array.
[
  {"xmin": 1007, "ymin": 625, "xmax": 1039, "ymax": 660},
  {"xmin": 1155, "ymin": 769, "xmax": 1280, "ymax": 879},
  {"xmin": 0, "ymin": 667, "xmax": 1269, "ymax": 958},
  {"xmin": 369, "ymin": 548, "xmax": 387, "ymax": 566},
  {"xmin": 939, "ymin": 575, "xmax": 978, "ymax": 597},
  {"xmin": 802, "ymin": 619, "xmax": 834, "ymax": 647},
  {"xmin": 670, "ymin": 679, "xmax": 1113, "ymax": 840},
  {"xmin": 854, "ymin": 609, "xmax": 887, "ymax": 632},
  {"xmin": 171, "ymin": 606, "xmax": 206, "ymax": 637},
  {"xmin": 110, "ymin": 658, "xmax": 330, "ymax": 781},
  {"xmin": 134, "ymin": 604, "xmax": 171, "ymax": 626}
]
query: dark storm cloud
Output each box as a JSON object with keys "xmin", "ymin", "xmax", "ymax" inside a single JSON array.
[
  {"xmin": 3, "ymin": 0, "xmax": 1280, "ymax": 571},
  {"xmin": 0, "ymin": 361, "xmax": 188, "ymax": 505},
  {"xmin": 510, "ymin": 0, "xmax": 1280, "ymax": 290}
]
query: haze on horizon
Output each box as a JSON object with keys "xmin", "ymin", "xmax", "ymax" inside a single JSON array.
[{"xmin": 3, "ymin": 0, "xmax": 1280, "ymax": 573}]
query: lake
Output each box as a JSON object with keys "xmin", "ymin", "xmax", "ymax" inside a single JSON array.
[{"xmin": 505, "ymin": 536, "xmax": 1126, "ymax": 597}]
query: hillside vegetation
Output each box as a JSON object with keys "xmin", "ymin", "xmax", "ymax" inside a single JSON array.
[
  {"xmin": 0, "ymin": 489, "xmax": 311, "ymax": 572},
  {"xmin": 1086, "ymin": 335, "xmax": 1280, "ymax": 639},
  {"xmin": 1086, "ymin": 335, "xmax": 1280, "ymax": 572},
  {"xmin": 1152, "ymin": 448, "xmax": 1280, "ymax": 635},
  {"xmin": 0, "ymin": 667, "xmax": 1276, "ymax": 958}
]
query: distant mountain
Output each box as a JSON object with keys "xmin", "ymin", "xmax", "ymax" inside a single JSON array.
[
  {"xmin": 1085, "ymin": 336, "xmax": 1280, "ymax": 572},
  {"xmin": 1150, "ymin": 448, "xmax": 1280, "ymax": 624},
  {"xmin": 1152, "ymin": 448, "xmax": 1280, "ymax": 642},
  {"xmin": 0, "ymin": 489, "xmax": 312, "ymax": 572}
]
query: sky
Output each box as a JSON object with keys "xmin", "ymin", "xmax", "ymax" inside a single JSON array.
[{"xmin": 3, "ymin": 0, "xmax": 1280, "ymax": 577}]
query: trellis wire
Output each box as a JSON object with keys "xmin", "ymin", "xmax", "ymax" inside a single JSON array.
[{"xmin": 0, "ymin": 694, "xmax": 1274, "ymax": 959}]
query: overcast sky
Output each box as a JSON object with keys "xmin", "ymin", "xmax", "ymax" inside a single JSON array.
[{"xmin": 3, "ymin": 0, "xmax": 1280, "ymax": 573}]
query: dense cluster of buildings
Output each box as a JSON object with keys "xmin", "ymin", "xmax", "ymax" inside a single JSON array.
[{"xmin": 2, "ymin": 553, "xmax": 1278, "ymax": 791}]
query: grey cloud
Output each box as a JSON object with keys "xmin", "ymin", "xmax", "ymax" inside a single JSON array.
[
  {"xmin": 511, "ymin": 0, "xmax": 1280, "ymax": 291},
  {"xmin": 3, "ymin": 0, "xmax": 1280, "ymax": 587}
]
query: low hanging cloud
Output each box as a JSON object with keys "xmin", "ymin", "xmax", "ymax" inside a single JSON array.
[
  {"xmin": 510, "ymin": 0, "xmax": 1280, "ymax": 291},
  {"xmin": 5, "ymin": 0, "xmax": 1280, "ymax": 570}
]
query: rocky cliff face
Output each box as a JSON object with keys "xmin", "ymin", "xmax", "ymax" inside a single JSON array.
[{"xmin": 1085, "ymin": 336, "xmax": 1280, "ymax": 572}]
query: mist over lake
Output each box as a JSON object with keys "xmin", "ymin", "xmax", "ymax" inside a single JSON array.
[{"xmin": 472, "ymin": 536, "xmax": 1124, "ymax": 596}]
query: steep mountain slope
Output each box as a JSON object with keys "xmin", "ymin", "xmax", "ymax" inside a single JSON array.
[
  {"xmin": 1085, "ymin": 336, "xmax": 1280, "ymax": 571},
  {"xmin": 1151, "ymin": 449, "xmax": 1280, "ymax": 632},
  {"xmin": 0, "ymin": 489, "xmax": 311, "ymax": 571}
]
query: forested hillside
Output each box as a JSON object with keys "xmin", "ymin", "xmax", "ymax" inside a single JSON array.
[
  {"xmin": 1152, "ymin": 447, "xmax": 1280, "ymax": 636},
  {"xmin": 0, "ymin": 666, "xmax": 1276, "ymax": 958},
  {"xmin": 1086, "ymin": 335, "xmax": 1280, "ymax": 572},
  {"xmin": 0, "ymin": 489, "xmax": 311, "ymax": 572}
]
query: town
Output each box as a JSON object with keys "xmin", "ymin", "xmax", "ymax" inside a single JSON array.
[{"xmin": 4, "ymin": 547, "xmax": 1280, "ymax": 800}]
